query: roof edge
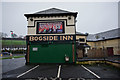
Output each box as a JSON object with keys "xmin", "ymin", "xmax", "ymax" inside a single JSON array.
[
  {"xmin": 24, "ymin": 12, "xmax": 78, "ymax": 18},
  {"xmin": 87, "ymin": 37, "xmax": 120, "ymax": 42}
]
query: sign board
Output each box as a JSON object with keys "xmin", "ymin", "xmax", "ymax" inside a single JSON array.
[
  {"xmin": 27, "ymin": 35, "xmax": 75, "ymax": 42},
  {"xmin": 37, "ymin": 21, "xmax": 64, "ymax": 34},
  {"xmin": 32, "ymin": 48, "xmax": 38, "ymax": 51}
]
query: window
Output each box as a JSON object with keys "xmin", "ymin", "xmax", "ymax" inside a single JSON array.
[{"xmin": 79, "ymin": 38, "xmax": 85, "ymax": 42}]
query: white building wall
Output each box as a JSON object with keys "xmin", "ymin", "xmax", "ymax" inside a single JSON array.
[{"xmin": 27, "ymin": 16, "xmax": 75, "ymax": 35}]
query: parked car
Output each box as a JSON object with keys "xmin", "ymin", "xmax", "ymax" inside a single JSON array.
[{"xmin": 1, "ymin": 52, "xmax": 10, "ymax": 55}]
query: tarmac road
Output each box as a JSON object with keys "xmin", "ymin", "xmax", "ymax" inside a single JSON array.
[
  {"xmin": 2, "ymin": 63, "xmax": 120, "ymax": 79},
  {"xmin": 2, "ymin": 57, "xmax": 25, "ymax": 73}
]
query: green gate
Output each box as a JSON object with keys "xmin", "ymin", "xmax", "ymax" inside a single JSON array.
[{"xmin": 29, "ymin": 43, "xmax": 76, "ymax": 63}]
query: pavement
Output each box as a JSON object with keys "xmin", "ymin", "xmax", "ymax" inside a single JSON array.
[
  {"xmin": 0, "ymin": 54, "xmax": 25, "ymax": 79},
  {"xmin": 106, "ymin": 56, "xmax": 120, "ymax": 63},
  {"xmin": 77, "ymin": 55, "xmax": 120, "ymax": 63},
  {"xmin": 2, "ymin": 57, "xmax": 25, "ymax": 73},
  {"xmin": 1, "ymin": 54, "xmax": 25, "ymax": 58}
]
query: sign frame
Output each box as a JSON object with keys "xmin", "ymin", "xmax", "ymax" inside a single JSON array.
[
  {"xmin": 26, "ymin": 35, "xmax": 76, "ymax": 43},
  {"xmin": 36, "ymin": 21, "xmax": 65, "ymax": 34}
]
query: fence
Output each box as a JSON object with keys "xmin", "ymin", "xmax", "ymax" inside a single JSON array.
[
  {"xmin": 1, "ymin": 49, "xmax": 26, "ymax": 54},
  {"xmin": 87, "ymin": 49, "xmax": 108, "ymax": 58}
]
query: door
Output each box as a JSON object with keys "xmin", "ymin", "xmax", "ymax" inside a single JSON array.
[{"xmin": 107, "ymin": 47, "xmax": 114, "ymax": 56}]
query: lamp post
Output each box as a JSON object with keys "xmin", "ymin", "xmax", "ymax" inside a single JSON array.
[{"xmin": 10, "ymin": 31, "xmax": 13, "ymax": 54}]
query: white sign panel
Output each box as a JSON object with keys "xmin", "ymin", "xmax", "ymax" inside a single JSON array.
[{"xmin": 33, "ymin": 48, "xmax": 38, "ymax": 51}]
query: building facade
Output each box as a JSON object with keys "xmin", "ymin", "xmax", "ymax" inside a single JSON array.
[
  {"xmin": 76, "ymin": 32, "xmax": 89, "ymax": 58},
  {"xmin": 24, "ymin": 8, "xmax": 78, "ymax": 64},
  {"xmin": 87, "ymin": 28, "xmax": 120, "ymax": 56}
]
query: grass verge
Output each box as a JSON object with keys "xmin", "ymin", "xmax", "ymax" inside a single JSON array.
[{"xmin": 0, "ymin": 55, "xmax": 25, "ymax": 60}]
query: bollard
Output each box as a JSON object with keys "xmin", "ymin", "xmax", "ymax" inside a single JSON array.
[{"xmin": 1, "ymin": 54, "xmax": 2, "ymax": 57}]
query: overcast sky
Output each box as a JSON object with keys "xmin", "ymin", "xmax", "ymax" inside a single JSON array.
[{"xmin": 2, "ymin": 2, "xmax": 118, "ymax": 37}]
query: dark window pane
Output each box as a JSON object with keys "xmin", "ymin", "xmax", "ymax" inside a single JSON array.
[{"xmin": 79, "ymin": 38, "xmax": 85, "ymax": 42}]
